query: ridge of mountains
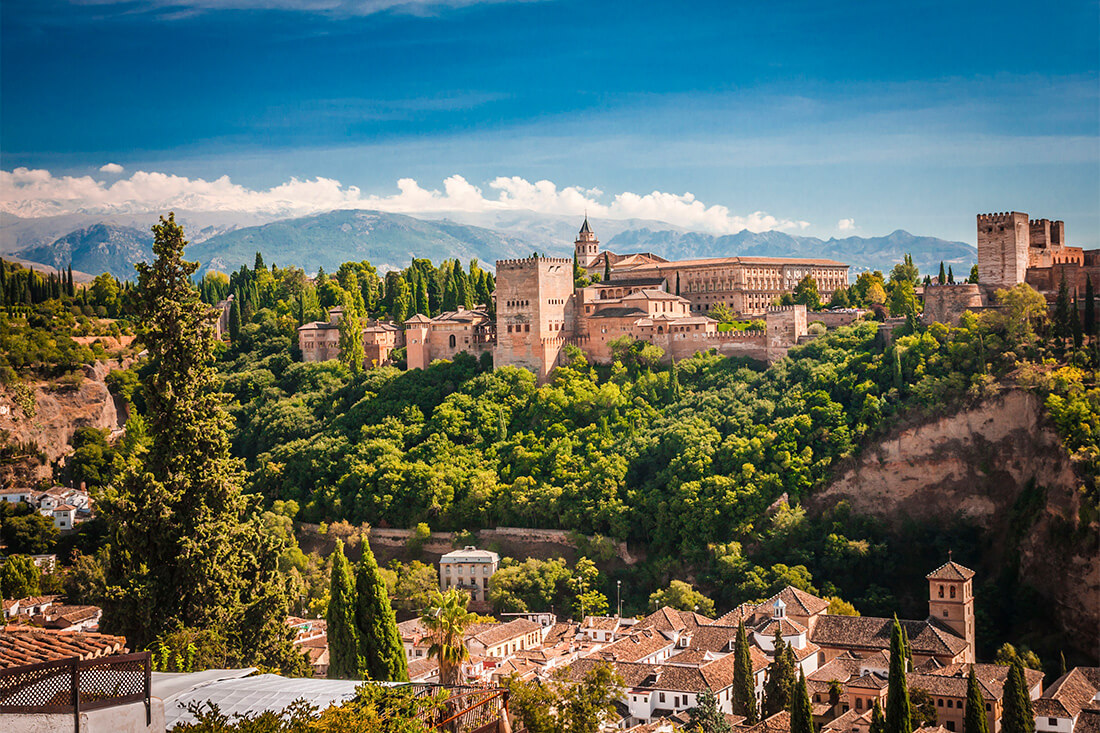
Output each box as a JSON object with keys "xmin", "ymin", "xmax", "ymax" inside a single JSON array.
[{"xmin": 1, "ymin": 208, "xmax": 977, "ymax": 281}]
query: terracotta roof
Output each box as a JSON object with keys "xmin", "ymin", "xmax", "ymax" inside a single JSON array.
[
  {"xmin": 466, "ymin": 618, "xmax": 541, "ymax": 650},
  {"xmin": 587, "ymin": 307, "xmax": 648, "ymax": 319},
  {"xmin": 407, "ymin": 656, "xmax": 439, "ymax": 681},
  {"xmin": 588, "ymin": 630, "xmax": 671, "ymax": 663},
  {"xmin": 430, "ymin": 308, "xmax": 491, "ymax": 324},
  {"xmin": 755, "ymin": 618, "xmax": 807, "ymax": 637},
  {"xmin": 756, "ymin": 587, "xmax": 830, "ymax": 618},
  {"xmin": 1074, "ymin": 709, "xmax": 1100, "ymax": 733},
  {"xmin": 822, "ymin": 708, "xmax": 874, "ymax": 731},
  {"xmin": 581, "ymin": 615, "xmax": 620, "ymax": 631},
  {"xmin": 1039, "ymin": 668, "xmax": 1100, "ymax": 718},
  {"xmin": 0, "ymin": 627, "xmax": 127, "ymax": 668},
  {"xmin": 926, "ymin": 561, "xmax": 976, "ymax": 582},
  {"xmin": 404, "ymin": 314, "xmax": 432, "ymax": 324},
  {"xmin": 741, "ymin": 710, "xmax": 793, "ymax": 733},
  {"xmin": 33, "ymin": 605, "xmax": 101, "ymax": 629},
  {"xmin": 714, "ymin": 603, "xmax": 757, "ymax": 627},
  {"xmin": 621, "ymin": 289, "xmax": 689, "ymax": 302},
  {"xmin": 634, "ymin": 606, "xmax": 713, "ymax": 634},
  {"xmin": 923, "ymin": 663, "xmax": 1044, "ymax": 700},
  {"xmin": 809, "ymin": 616, "xmax": 968, "ymax": 657},
  {"xmin": 543, "ymin": 622, "xmax": 580, "ymax": 645},
  {"xmin": 593, "ymin": 277, "xmax": 668, "ymax": 289}
]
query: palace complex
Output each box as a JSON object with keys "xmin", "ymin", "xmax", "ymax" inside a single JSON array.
[
  {"xmin": 924, "ymin": 212, "xmax": 1100, "ymax": 324},
  {"xmin": 301, "ymin": 218, "xmax": 852, "ymax": 380}
]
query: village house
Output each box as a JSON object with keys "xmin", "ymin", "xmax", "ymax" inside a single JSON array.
[{"xmin": 1034, "ymin": 667, "xmax": 1100, "ymax": 733}]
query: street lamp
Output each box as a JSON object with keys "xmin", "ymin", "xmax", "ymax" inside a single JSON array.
[{"xmin": 616, "ymin": 580, "xmax": 622, "ymax": 618}]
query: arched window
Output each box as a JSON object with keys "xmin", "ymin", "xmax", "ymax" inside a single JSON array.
[
  {"xmin": 950, "ymin": 585, "xmax": 956, "ymax": 599},
  {"xmin": 449, "ymin": 335, "xmax": 456, "ymax": 348}
]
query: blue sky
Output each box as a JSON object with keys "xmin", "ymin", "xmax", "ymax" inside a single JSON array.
[{"xmin": 2, "ymin": 0, "xmax": 1098, "ymax": 246}]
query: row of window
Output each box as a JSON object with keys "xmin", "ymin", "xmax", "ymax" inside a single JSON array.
[
  {"xmin": 443, "ymin": 565, "xmax": 492, "ymax": 575},
  {"xmin": 506, "ymin": 324, "xmax": 532, "ymax": 333}
]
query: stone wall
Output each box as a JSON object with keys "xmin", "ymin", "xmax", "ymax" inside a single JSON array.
[
  {"xmin": 922, "ymin": 284, "xmax": 984, "ymax": 325},
  {"xmin": 765, "ymin": 305, "xmax": 808, "ymax": 361}
]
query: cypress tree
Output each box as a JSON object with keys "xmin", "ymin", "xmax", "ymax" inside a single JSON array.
[
  {"xmin": 1072, "ymin": 296, "xmax": 1083, "ymax": 348},
  {"xmin": 764, "ymin": 631, "xmax": 795, "ymax": 717},
  {"xmin": 668, "ymin": 360, "xmax": 682, "ymax": 403},
  {"xmin": 948, "ymin": 266, "xmax": 954, "ymax": 284},
  {"xmin": 676, "ymin": 272, "xmax": 681, "ymax": 296},
  {"xmin": 901, "ymin": 625, "xmax": 913, "ymax": 670},
  {"xmin": 938, "ymin": 262, "xmax": 946, "ymax": 284},
  {"xmin": 355, "ymin": 543, "xmax": 409, "ymax": 682},
  {"xmin": 733, "ymin": 621, "xmax": 758, "ymax": 723},
  {"xmin": 604, "ymin": 255, "xmax": 611, "ymax": 282},
  {"xmin": 297, "ymin": 295, "xmax": 305, "ymax": 327},
  {"xmin": 885, "ymin": 617, "xmax": 912, "ymax": 733},
  {"xmin": 415, "ymin": 277, "xmax": 429, "ymax": 317},
  {"xmin": 99, "ymin": 213, "xmax": 300, "ymax": 671},
  {"xmin": 254, "ymin": 251, "xmax": 265, "ymax": 270},
  {"xmin": 327, "ymin": 541, "xmax": 361, "ymax": 679},
  {"xmin": 228, "ymin": 298, "xmax": 241, "ymax": 341},
  {"xmin": 1054, "ymin": 275, "xmax": 1072, "ymax": 344},
  {"xmin": 1085, "ymin": 275, "xmax": 1095, "ymax": 336},
  {"xmin": 790, "ymin": 669, "xmax": 814, "ymax": 733},
  {"xmin": 870, "ymin": 699, "xmax": 886, "ymax": 733},
  {"xmin": 964, "ymin": 668, "xmax": 989, "ymax": 733},
  {"xmin": 1002, "ymin": 659, "xmax": 1035, "ymax": 733},
  {"xmin": 338, "ymin": 289, "xmax": 365, "ymax": 373}
]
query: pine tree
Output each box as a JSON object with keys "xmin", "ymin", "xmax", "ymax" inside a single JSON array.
[
  {"xmin": 964, "ymin": 668, "xmax": 989, "ymax": 733},
  {"xmin": 938, "ymin": 262, "xmax": 946, "ymax": 284},
  {"xmin": 790, "ymin": 669, "xmax": 814, "ymax": 733},
  {"xmin": 1085, "ymin": 275, "xmax": 1095, "ymax": 337},
  {"xmin": 327, "ymin": 541, "xmax": 361, "ymax": 679},
  {"xmin": 355, "ymin": 543, "xmax": 409, "ymax": 682},
  {"xmin": 969, "ymin": 264, "xmax": 979, "ymax": 284},
  {"xmin": 870, "ymin": 699, "xmax": 886, "ymax": 733},
  {"xmin": 228, "ymin": 298, "xmax": 241, "ymax": 341},
  {"xmin": 764, "ymin": 632, "xmax": 796, "ymax": 717},
  {"xmin": 885, "ymin": 617, "xmax": 912, "ymax": 733},
  {"xmin": 689, "ymin": 688, "xmax": 733, "ymax": 732},
  {"xmin": 100, "ymin": 213, "xmax": 301, "ymax": 671},
  {"xmin": 1002, "ymin": 659, "xmax": 1035, "ymax": 733},
  {"xmin": 733, "ymin": 621, "xmax": 758, "ymax": 723}
]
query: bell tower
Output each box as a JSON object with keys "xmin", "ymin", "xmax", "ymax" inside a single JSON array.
[
  {"xmin": 927, "ymin": 557, "xmax": 976, "ymax": 662},
  {"xmin": 574, "ymin": 216, "xmax": 599, "ymax": 269}
]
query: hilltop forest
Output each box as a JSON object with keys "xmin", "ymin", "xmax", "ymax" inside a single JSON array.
[{"xmin": 0, "ymin": 233, "xmax": 1097, "ymax": 677}]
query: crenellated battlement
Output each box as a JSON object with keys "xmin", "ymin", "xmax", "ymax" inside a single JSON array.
[
  {"xmin": 977, "ymin": 212, "xmax": 1025, "ymax": 222},
  {"xmin": 765, "ymin": 305, "xmax": 800, "ymax": 313},
  {"xmin": 496, "ymin": 256, "xmax": 573, "ymax": 269}
]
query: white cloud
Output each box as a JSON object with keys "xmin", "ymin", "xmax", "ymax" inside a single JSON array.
[
  {"xmin": 0, "ymin": 167, "xmax": 809, "ymax": 234},
  {"xmin": 99, "ymin": 163, "xmax": 124, "ymax": 174},
  {"xmin": 837, "ymin": 218, "xmax": 856, "ymax": 231}
]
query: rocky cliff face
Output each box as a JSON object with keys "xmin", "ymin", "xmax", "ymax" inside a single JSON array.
[
  {"xmin": 0, "ymin": 361, "xmax": 125, "ymax": 483},
  {"xmin": 812, "ymin": 390, "xmax": 1099, "ymax": 660}
]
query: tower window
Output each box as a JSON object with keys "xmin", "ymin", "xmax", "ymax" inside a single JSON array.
[
  {"xmin": 449, "ymin": 335, "xmax": 456, "ymax": 348},
  {"xmin": 939, "ymin": 585, "xmax": 944, "ymax": 598},
  {"xmin": 950, "ymin": 586, "xmax": 956, "ymax": 599}
]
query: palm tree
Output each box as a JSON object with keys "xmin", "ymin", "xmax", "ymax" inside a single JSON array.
[{"xmin": 421, "ymin": 589, "xmax": 476, "ymax": 686}]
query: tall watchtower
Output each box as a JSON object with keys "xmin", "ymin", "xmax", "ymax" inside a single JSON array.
[
  {"xmin": 927, "ymin": 558, "xmax": 976, "ymax": 663},
  {"xmin": 494, "ymin": 256, "xmax": 575, "ymax": 381},
  {"xmin": 575, "ymin": 217, "xmax": 600, "ymax": 269},
  {"xmin": 976, "ymin": 212, "xmax": 1029, "ymax": 288}
]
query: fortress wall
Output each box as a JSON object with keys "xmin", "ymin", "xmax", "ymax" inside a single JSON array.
[{"xmin": 922, "ymin": 284, "xmax": 985, "ymax": 325}]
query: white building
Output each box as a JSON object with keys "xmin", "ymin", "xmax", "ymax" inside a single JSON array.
[{"xmin": 438, "ymin": 546, "xmax": 499, "ymax": 603}]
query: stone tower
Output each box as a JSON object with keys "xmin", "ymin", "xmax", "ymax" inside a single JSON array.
[
  {"xmin": 927, "ymin": 559, "xmax": 976, "ymax": 663},
  {"xmin": 575, "ymin": 217, "xmax": 599, "ymax": 269},
  {"xmin": 976, "ymin": 212, "xmax": 1029, "ymax": 288},
  {"xmin": 493, "ymin": 256, "xmax": 575, "ymax": 381}
]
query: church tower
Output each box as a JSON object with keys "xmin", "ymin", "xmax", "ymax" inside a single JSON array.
[
  {"xmin": 575, "ymin": 216, "xmax": 599, "ymax": 269},
  {"xmin": 927, "ymin": 558, "xmax": 976, "ymax": 663}
]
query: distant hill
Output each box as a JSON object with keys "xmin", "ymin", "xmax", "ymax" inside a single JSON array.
[
  {"xmin": 17, "ymin": 223, "xmax": 154, "ymax": 280},
  {"xmin": 606, "ymin": 228, "xmax": 976, "ymax": 275},
  {"xmin": 7, "ymin": 207, "xmax": 977, "ymax": 280},
  {"xmin": 186, "ymin": 209, "xmax": 537, "ymax": 274}
]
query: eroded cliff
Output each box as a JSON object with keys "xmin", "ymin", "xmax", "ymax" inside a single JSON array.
[{"xmin": 812, "ymin": 389, "xmax": 1099, "ymax": 660}]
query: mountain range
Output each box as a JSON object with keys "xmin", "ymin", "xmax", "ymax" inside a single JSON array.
[{"xmin": 1, "ymin": 208, "xmax": 977, "ymax": 281}]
